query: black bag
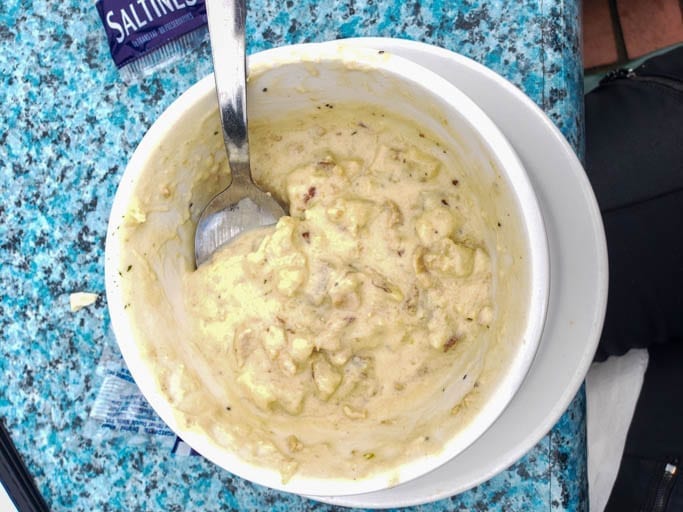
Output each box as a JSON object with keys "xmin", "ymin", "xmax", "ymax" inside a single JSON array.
[
  {"xmin": 584, "ymin": 46, "xmax": 683, "ymax": 512},
  {"xmin": 586, "ymin": 45, "xmax": 683, "ymax": 362}
]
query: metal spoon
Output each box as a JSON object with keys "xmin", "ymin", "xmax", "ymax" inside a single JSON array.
[{"xmin": 195, "ymin": 0, "xmax": 286, "ymax": 266}]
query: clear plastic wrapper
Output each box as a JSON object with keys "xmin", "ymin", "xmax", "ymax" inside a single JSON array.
[{"xmin": 86, "ymin": 335, "xmax": 198, "ymax": 456}]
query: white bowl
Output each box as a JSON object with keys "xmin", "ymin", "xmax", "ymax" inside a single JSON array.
[{"xmin": 105, "ymin": 42, "xmax": 549, "ymax": 497}]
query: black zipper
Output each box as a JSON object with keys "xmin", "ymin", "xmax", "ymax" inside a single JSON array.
[
  {"xmin": 645, "ymin": 461, "xmax": 679, "ymax": 512},
  {"xmin": 600, "ymin": 67, "xmax": 636, "ymax": 83},
  {"xmin": 600, "ymin": 68, "xmax": 683, "ymax": 93}
]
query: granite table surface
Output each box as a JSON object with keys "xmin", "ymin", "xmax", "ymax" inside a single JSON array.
[{"xmin": 0, "ymin": 0, "xmax": 587, "ymax": 510}]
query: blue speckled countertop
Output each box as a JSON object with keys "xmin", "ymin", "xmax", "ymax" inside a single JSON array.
[{"xmin": 0, "ymin": 0, "xmax": 586, "ymax": 510}]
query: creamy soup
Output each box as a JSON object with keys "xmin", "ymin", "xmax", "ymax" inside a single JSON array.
[{"xmin": 115, "ymin": 102, "xmax": 528, "ymax": 483}]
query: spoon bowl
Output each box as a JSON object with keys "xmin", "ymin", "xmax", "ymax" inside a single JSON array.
[
  {"xmin": 194, "ymin": 177, "xmax": 286, "ymax": 265},
  {"xmin": 195, "ymin": 0, "xmax": 286, "ymax": 266}
]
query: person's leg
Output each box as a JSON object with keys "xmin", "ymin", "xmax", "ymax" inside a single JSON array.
[{"xmin": 605, "ymin": 343, "xmax": 683, "ymax": 511}]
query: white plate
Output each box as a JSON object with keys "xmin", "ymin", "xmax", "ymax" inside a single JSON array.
[{"xmin": 310, "ymin": 38, "xmax": 608, "ymax": 508}]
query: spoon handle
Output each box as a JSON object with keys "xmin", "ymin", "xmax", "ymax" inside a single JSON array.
[{"xmin": 206, "ymin": 0, "xmax": 251, "ymax": 185}]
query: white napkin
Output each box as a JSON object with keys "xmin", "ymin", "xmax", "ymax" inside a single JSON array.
[{"xmin": 586, "ymin": 349, "xmax": 650, "ymax": 512}]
